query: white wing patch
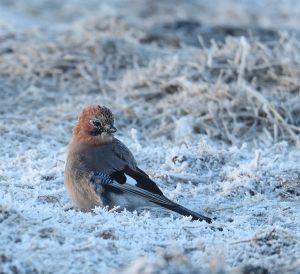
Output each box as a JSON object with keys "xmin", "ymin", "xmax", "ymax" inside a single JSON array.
[{"xmin": 124, "ymin": 173, "xmax": 138, "ymax": 186}]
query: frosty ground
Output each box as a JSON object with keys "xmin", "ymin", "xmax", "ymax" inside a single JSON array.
[{"xmin": 0, "ymin": 1, "xmax": 300, "ymax": 273}]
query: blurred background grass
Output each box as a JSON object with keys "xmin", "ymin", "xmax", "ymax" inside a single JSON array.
[{"xmin": 1, "ymin": 0, "xmax": 300, "ymax": 147}]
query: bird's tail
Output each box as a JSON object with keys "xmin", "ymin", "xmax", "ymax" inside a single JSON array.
[
  {"xmin": 157, "ymin": 200, "xmax": 212, "ymax": 223},
  {"xmin": 106, "ymin": 181, "xmax": 212, "ymax": 223}
]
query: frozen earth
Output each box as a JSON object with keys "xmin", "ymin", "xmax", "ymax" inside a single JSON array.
[{"xmin": 0, "ymin": 1, "xmax": 300, "ymax": 273}]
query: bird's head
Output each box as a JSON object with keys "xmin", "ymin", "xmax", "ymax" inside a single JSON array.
[{"xmin": 73, "ymin": 105, "xmax": 117, "ymax": 145}]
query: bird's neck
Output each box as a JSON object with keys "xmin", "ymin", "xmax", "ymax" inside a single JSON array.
[{"xmin": 72, "ymin": 133, "xmax": 113, "ymax": 146}]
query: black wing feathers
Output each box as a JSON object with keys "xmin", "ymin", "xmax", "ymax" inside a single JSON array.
[
  {"xmin": 111, "ymin": 170, "xmax": 126, "ymax": 184},
  {"xmin": 124, "ymin": 166, "xmax": 164, "ymax": 196}
]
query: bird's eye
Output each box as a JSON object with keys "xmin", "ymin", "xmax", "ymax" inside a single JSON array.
[{"xmin": 93, "ymin": 121, "xmax": 101, "ymax": 127}]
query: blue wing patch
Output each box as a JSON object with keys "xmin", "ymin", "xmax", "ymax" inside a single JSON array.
[{"xmin": 92, "ymin": 172, "xmax": 113, "ymax": 186}]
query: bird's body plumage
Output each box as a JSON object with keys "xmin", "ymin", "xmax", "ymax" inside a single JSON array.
[{"xmin": 65, "ymin": 138, "xmax": 164, "ymax": 209}]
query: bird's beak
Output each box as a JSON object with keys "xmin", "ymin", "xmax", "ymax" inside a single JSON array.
[{"xmin": 107, "ymin": 125, "xmax": 117, "ymax": 133}]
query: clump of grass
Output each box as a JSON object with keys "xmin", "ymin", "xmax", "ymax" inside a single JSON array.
[{"xmin": 119, "ymin": 35, "xmax": 300, "ymax": 146}]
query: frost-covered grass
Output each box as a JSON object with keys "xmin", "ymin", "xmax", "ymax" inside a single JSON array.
[
  {"xmin": 1, "ymin": 136, "xmax": 300, "ymax": 273},
  {"xmin": 1, "ymin": 1, "xmax": 300, "ymax": 273}
]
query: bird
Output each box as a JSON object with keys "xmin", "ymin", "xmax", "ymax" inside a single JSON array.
[{"xmin": 64, "ymin": 105, "xmax": 212, "ymax": 223}]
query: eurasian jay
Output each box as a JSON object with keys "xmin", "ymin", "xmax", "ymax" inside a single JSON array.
[{"xmin": 64, "ymin": 105, "xmax": 212, "ymax": 223}]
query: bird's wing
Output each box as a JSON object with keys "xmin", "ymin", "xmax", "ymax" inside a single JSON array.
[
  {"xmin": 100, "ymin": 138, "xmax": 164, "ymax": 196},
  {"xmin": 92, "ymin": 139, "xmax": 212, "ymax": 223},
  {"xmin": 111, "ymin": 138, "xmax": 138, "ymax": 170}
]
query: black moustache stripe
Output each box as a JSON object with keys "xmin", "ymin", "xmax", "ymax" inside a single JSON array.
[{"xmin": 90, "ymin": 128, "xmax": 104, "ymax": 136}]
